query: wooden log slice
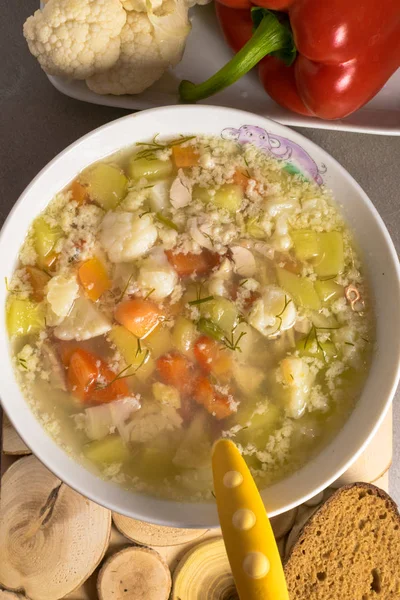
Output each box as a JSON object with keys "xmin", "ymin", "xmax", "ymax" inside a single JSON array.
[
  {"xmin": 113, "ymin": 512, "xmax": 207, "ymax": 547},
  {"xmin": 2, "ymin": 416, "xmax": 30, "ymax": 455},
  {"xmin": 0, "ymin": 456, "xmax": 111, "ymax": 600},
  {"xmin": 172, "ymin": 538, "xmax": 239, "ymax": 600},
  {"xmin": 97, "ymin": 547, "xmax": 171, "ymax": 600}
]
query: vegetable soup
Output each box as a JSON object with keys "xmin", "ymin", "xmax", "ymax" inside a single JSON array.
[{"xmin": 6, "ymin": 135, "xmax": 373, "ymax": 501}]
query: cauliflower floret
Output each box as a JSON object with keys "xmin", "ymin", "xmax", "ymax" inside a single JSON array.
[
  {"xmin": 137, "ymin": 251, "xmax": 178, "ymax": 300},
  {"xmin": 100, "ymin": 211, "xmax": 157, "ymax": 263},
  {"xmin": 87, "ymin": 0, "xmax": 191, "ymax": 95},
  {"xmin": 23, "ymin": 0, "xmax": 127, "ymax": 79},
  {"xmin": 121, "ymin": 0, "xmax": 163, "ymax": 11},
  {"xmin": 46, "ymin": 274, "xmax": 79, "ymax": 317},
  {"xmin": 248, "ymin": 285, "xmax": 296, "ymax": 338},
  {"xmin": 54, "ymin": 296, "xmax": 112, "ymax": 340}
]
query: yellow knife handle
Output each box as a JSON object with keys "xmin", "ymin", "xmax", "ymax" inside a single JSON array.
[{"xmin": 212, "ymin": 439, "xmax": 290, "ymax": 600}]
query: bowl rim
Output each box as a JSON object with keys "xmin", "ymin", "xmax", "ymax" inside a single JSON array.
[{"xmin": 1, "ymin": 104, "xmax": 399, "ymax": 528}]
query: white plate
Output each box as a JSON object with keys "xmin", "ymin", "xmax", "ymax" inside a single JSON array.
[{"xmin": 46, "ymin": 4, "xmax": 400, "ymax": 135}]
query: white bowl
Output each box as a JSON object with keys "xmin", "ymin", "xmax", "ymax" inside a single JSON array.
[{"xmin": 0, "ymin": 106, "xmax": 399, "ymax": 528}]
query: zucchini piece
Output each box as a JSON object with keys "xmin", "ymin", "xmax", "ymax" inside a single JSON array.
[
  {"xmin": 201, "ymin": 296, "xmax": 238, "ymax": 335},
  {"xmin": 314, "ymin": 232, "xmax": 344, "ymax": 277},
  {"xmin": 33, "ymin": 217, "xmax": 63, "ymax": 268},
  {"xmin": 84, "ymin": 434, "xmax": 130, "ymax": 464},
  {"xmin": 7, "ymin": 298, "xmax": 45, "ymax": 337},
  {"xmin": 235, "ymin": 401, "xmax": 282, "ymax": 447},
  {"xmin": 129, "ymin": 157, "xmax": 173, "ymax": 182},
  {"xmin": 79, "ymin": 163, "xmax": 128, "ymax": 210},
  {"xmin": 291, "ymin": 230, "xmax": 319, "ymax": 261},
  {"xmin": 315, "ymin": 279, "xmax": 344, "ymax": 304},
  {"xmin": 192, "ymin": 184, "xmax": 213, "ymax": 203},
  {"xmin": 296, "ymin": 336, "xmax": 338, "ymax": 363},
  {"xmin": 276, "ymin": 267, "xmax": 321, "ymax": 310}
]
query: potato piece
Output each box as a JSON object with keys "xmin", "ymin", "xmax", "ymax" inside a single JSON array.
[
  {"xmin": 108, "ymin": 325, "xmax": 155, "ymax": 382},
  {"xmin": 33, "ymin": 217, "xmax": 63, "ymax": 268},
  {"xmin": 315, "ymin": 279, "xmax": 344, "ymax": 304},
  {"xmin": 171, "ymin": 316, "xmax": 198, "ymax": 357},
  {"xmin": 145, "ymin": 326, "xmax": 173, "ymax": 359},
  {"xmin": 129, "ymin": 157, "xmax": 173, "ymax": 181},
  {"xmin": 314, "ymin": 232, "xmax": 344, "ymax": 277},
  {"xmin": 79, "ymin": 163, "xmax": 127, "ymax": 211},
  {"xmin": 152, "ymin": 382, "xmax": 180, "ymax": 408},
  {"xmin": 83, "ymin": 435, "xmax": 129, "ymax": 465},
  {"xmin": 291, "ymin": 230, "xmax": 319, "ymax": 261},
  {"xmin": 276, "ymin": 267, "xmax": 321, "ymax": 310},
  {"xmin": 7, "ymin": 298, "xmax": 45, "ymax": 337}
]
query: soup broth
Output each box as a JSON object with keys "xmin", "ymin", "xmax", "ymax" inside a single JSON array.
[{"xmin": 6, "ymin": 135, "xmax": 373, "ymax": 501}]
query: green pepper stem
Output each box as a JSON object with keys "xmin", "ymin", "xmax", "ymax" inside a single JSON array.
[{"xmin": 179, "ymin": 12, "xmax": 293, "ymax": 102}]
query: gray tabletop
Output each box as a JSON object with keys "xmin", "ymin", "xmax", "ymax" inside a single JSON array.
[{"xmin": 1, "ymin": 2, "xmax": 400, "ymax": 501}]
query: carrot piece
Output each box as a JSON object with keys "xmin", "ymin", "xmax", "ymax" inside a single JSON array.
[
  {"xmin": 67, "ymin": 348, "xmax": 99, "ymax": 401},
  {"xmin": 172, "ymin": 145, "xmax": 199, "ymax": 168},
  {"xmin": 71, "ymin": 180, "xmax": 88, "ymax": 205},
  {"xmin": 78, "ymin": 257, "xmax": 111, "ymax": 302},
  {"xmin": 58, "ymin": 342, "xmax": 83, "ymax": 367},
  {"xmin": 115, "ymin": 298, "xmax": 163, "ymax": 339},
  {"xmin": 25, "ymin": 266, "xmax": 50, "ymax": 302},
  {"xmin": 67, "ymin": 348, "xmax": 129, "ymax": 403},
  {"xmin": 194, "ymin": 335, "xmax": 232, "ymax": 377},
  {"xmin": 90, "ymin": 363, "xmax": 129, "ymax": 404},
  {"xmin": 232, "ymin": 169, "xmax": 249, "ymax": 189},
  {"xmin": 156, "ymin": 352, "xmax": 195, "ymax": 396},
  {"xmin": 165, "ymin": 249, "xmax": 220, "ymax": 278},
  {"xmin": 193, "ymin": 376, "xmax": 234, "ymax": 420}
]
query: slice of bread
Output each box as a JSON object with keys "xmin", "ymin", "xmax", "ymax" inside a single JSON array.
[{"xmin": 284, "ymin": 483, "xmax": 400, "ymax": 598}]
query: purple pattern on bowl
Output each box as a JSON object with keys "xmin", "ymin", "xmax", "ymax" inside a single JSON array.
[{"xmin": 222, "ymin": 125, "xmax": 326, "ymax": 185}]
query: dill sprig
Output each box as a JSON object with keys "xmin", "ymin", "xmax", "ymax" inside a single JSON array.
[
  {"xmin": 143, "ymin": 288, "xmax": 155, "ymax": 300},
  {"xmin": 136, "ymin": 338, "xmax": 142, "ymax": 357},
  {"xmin": 95, "ymin": 350, "xmax": 150, "ymax": 390},
  {"xmin": 18, "ymin": 357, "xmax": 28, "ymax": 370},
  {"xmin": 302, "ymin": 324, "xmax": 339, "ymax": 363},
  {"xmin": 270, "ymin": 296, "xmax": 292, "ymax": 336},
  {"xmin": 134, "ymin": 134, "xmax": 196, "ymax": 161},
  {"xmin": 117, "ymin": 271, "xmax": 135, "ymax": 303},
  {"xmin": 223, "ymin": 328, "xmax": 247, "ymax": 352},
  {"xmin": 155, "ymin": 213, "xmax": 178, "ymax": 231},
  {"xmin": 189, "ymin": 295, "xmax": 214, "ymax": 306}
]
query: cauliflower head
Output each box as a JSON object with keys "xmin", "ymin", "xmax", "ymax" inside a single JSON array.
[
  {"xmin": 87, "ymin": 0, "xmax": 191, "ymax": 95},
  {"xmin": 100, "ymin": 211, "xmax": 158, "ymax": 262},
  {"xmin": 23, "ymin": 0, "xmax": 127, "ymax": 79}
]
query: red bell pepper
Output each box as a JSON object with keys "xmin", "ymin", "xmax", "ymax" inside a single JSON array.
[{"xmin": 179, "ymin": 0, "xmax": 400, "ymax": 120}]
